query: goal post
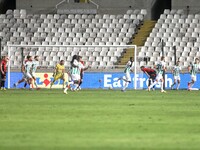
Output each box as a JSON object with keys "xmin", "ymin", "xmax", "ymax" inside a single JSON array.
[{"xmin": 7, "ymin": 44, "xmax": 138, "ymax": 89}]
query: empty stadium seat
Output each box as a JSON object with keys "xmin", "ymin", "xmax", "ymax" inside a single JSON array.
[
  {"xmin": 0, "ymin": 9, "xmax": 146, "ymax": 69},
  {"xmin": 141, "ymin": 9, "xmax": 200, "ymax": 68}
]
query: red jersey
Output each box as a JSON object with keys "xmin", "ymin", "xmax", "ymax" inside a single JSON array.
[
  {"xmin": 0, "ymin": 60, "xmax": 7, "ymax": 72},
  {"xmin": 141, "ymin": 68, "xmax": 156, "ymax": 76}
]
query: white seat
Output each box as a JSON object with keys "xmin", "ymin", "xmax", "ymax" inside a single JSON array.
[
  {"xmin": 96, "ymin": 56, "xmax": 102, "ymax": 62},
  {"xmin": 47, "ymin": 14, "xmax": 53, "ymax": 19},
  {"xmin": 110, "ymin": 57, "xmax": 117, "ymax": 63},
  {"xmin": 123, "ymin": 14, "xmax": 130, "ymax": 19},
  {"xmin": 103, "ymin": 56, "xmax": 109, "ymax": 62},
  {"xmin": 126, "ymin": 10, "xmax": 133, "ymax": 15},
  {"xmin": 141, "ymin": 9, "xmax": 147, "ymax": 15}
]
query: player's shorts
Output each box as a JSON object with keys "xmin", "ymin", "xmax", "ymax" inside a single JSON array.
[
  {"xmin": 125, "ymin": 72, "xmax": 131, "ymax": 82},
  {"xmin": 54, "ymin": 73, "xmax": 65, "ymax": 81},
  {"xmin": 71, "ymin": 74, "xmax": 81, "ymax": 81},
  {"xmin": 174, "ymin": 75, "xmax": 180, "ymax": 81},
  {"xmin": 0, "ymin": 72, "xmax": 6, "ymax": 80},
  {"xmin": 149, "ymin": 74, "xmax": 156, "ymax": 80},
  {"xmin": 191, "ymin": 75, "xmax": 197, "ymax": 82},
  {"xmin": 156, "ymin": 74, "xmax": 163, "ymax": 81},
  {"xmin": 25, "ymin": 72, "xmax": 32, "ymax": 79}
]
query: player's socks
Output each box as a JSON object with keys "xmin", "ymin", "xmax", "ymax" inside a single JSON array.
[
  {"xmin": 177, "ymin": 83, "xmax": 180, "ymax": 90},
  {"xmin": 78, "ymin": 80, "xmax": 82, "ymax": 87},
  {"xmin": 1, "ymin": 81, "xmax": 5, "ymax": 88},
  {"xmin": 160, "ymin": 82, "xmax": 167, "ymax": 93},
  {"xmin": 149, "ymin": 81, "xmax": 157, "ymax": 89},
  {"xmin": 50, "ymin": 82, "xmax": 54, "ymax": 89},
  {"xmin": 34, "ymin": 81, "xmax": 38, "ymax": 88},
  {"xmin": 24, "ymin": 82, "xmax": 27, "ymax": 88},
  {"xmin": 190, "ymin": 83, "xmax": 194, "ymax": 88},
  {"xmin": 73, "ymin": 84, "xmax": 79, "ymax": 91},
  {"xmin": 63, "ymin": 87, "xmax": 68, "ymax": 94},
  {"xmin": 122, "ymin": 81, "xmax": 129, "ymax": 91},
  {"xmin": 171, "ymin": 83, "xmax": 175, "ymax": 89},
  {"xmin": 160, "ymin": 81, "xmax": 164, "ymax": 91}
]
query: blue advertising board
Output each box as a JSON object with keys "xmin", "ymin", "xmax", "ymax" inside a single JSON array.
[{"xmin": 5, "ymin": 72, "xmax": 200, "ymax": 89}]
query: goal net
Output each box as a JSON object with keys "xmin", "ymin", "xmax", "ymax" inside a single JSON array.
[{"xmin": 6, "ymin": 44, "xmax": 145, "ymax": 90}]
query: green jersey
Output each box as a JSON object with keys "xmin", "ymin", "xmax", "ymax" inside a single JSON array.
[
  {"xmin": 156, "ymin": 61, "xmax": 165, "ymax": 75},
  {"xmin": 25, "ymin": 61, "xmax": 32, "ymax": 73},
  {"xmin": 124, "ymin": 61, "xmax": 133, "ymax": 73},
  {"xmin": 71, "ymin": 60, "xmax": 84, "ymax": 75},
  {"xmin": 32, "ymin": 60, "xmax": 39, "ymax": 73},
  {"xmin": 190, "ymin": 63, "xmax": 200, "ymax": 76},
  {"xmin": 173, "ymin": 65, "xmax": 181, "ymax": 76}
]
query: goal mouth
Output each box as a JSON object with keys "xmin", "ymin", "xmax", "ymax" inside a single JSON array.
[{"xmin": 7, "ymin": 44, "xmax": 137, "ymax": 89}]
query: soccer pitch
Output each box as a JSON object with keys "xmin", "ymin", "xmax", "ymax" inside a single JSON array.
[{"xmin": 0, "ymin": 89, "xmax": 200, "ymax": 150}]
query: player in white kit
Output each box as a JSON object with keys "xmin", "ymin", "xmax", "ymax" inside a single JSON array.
[
  {"xmin": 118, "ymin": 57, "xmax": 133, "ymax": 92},
  {"xmin": 148, "ymin": 56, "xmax": 166, "ymax": 93},
  {"xmin": 24, "ymin": 56, "xmax": 34, "ymax": 89},
  {"xmin": 31, "ymin": 56, "xmax": 40, "ymax": 89},
  {"xmin": 171, "ymin": 61, "xmax": 182, "ymax": 90},
  {"xmin": 188, "ymin": 58, "xmax": 200, "ymax": 90},
  {"xmin": 14, "ymin": 56, "xmax": 30, "ymax": 88},
  {"xmin": 64, "ymin": 55, "xmax": 89, "ymax": 94}
]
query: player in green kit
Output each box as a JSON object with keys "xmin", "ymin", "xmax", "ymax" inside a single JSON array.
[
  {"xmin": 148, "ymin": 56, "xmax": 166, "ymax": 93},
  {"xmin": 188, "ymin": 58, "xmax": 200, "ymax": 91},
  {"xmin": 31, "ymin": 56, "xmax": 40, "ymax": 89},
  {"xmin": 171, "ymin": 61, "xmax": 182, "ymax": 90},
  {"xmin": 118, "ymin": 57, "xmax": 133, "ymax": 92},
  {"xmin": 63, "ymin": 55, "xmax": 90, "ymax": 94}
]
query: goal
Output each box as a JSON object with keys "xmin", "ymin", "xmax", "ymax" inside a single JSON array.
[{"xmin": 7, "ymin": 44, "xmax": 141, "ymax": 89}]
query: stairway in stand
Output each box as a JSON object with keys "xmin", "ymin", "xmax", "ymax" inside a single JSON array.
[{"xmin": 118, "ymin": 20, "xmax": 156, "ymax": 66}]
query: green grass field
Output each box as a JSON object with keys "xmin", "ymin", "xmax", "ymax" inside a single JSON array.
[{"xmin": 0, "ymin": 89, "xmax": 200, "ymax": 150}]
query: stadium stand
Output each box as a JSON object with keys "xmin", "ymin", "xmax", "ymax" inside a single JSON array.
[
  {"xmin": 140, "ymin": 9, "xmax": 200, "ymax": 68},
  {"xmin": 0, "ymin": 9, "xmax": 146, "ymax": 69}
]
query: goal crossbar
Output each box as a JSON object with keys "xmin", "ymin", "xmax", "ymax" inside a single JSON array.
[{"xmin": 7, "ymin": 44, "xmax": 137, "ymax": 89}]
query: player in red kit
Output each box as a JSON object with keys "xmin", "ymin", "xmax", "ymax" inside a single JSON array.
[
  {"xmin": 140, "ymin": 66, "xmax": 157, "ymax": 90},
  {"xmin": 0, "ymin": 56, "xmax": 9, "ymax": 90}
]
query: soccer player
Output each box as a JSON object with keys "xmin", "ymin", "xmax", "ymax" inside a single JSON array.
[
  {"xmin": 0, "ymin": 56, "xmax": 9, "ymax": 90},
  {"xmin": 148, "ymin": 56, "xmax": 166, "ymax": 93},
  {"xmin": 31, "ymin": 56, "xmax": 40, "ymax": 89},
  {"xmin": 140, "ymin": 66, "xmax": 156, "ymax": 90},
  {"xmin": 188, "ymin": 58, "xmax": 200, "ymax": 90},
  {"xmin": 14, "ymin": 56, "xmax": 30, "ymax": 88},
  {"xmin": 118, "ymin": 57, "xmax": 133, "ymax": 92},
  {"xmin": 24, "ymin": 56, "xmax": 34, "ymax": 89},
  {"xmin": 50, "ymin": 60, "xmax": 65, "ymax": 89},
  {"xmin": 77, "ymin": 56, "xmax": 85, "ymax": 90},
  {"xmin": 64, "ymin": 55, "xmax": 89, "ymax": 94},
  {"xmin": 171, "ymin": 61, "xmax": 182, "ymax": 90}
]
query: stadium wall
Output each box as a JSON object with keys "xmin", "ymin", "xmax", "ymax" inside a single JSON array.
[
  {"xmin": 15, "ymin": 0, "xmax": 154, "ymax": 19},
  {"xmin": 7, "ymin": 72, "xmax": 200, "ymax": 89},
  {"xmin": 172, "ymin": 0, "xmax": 200, "ymax": 14}
]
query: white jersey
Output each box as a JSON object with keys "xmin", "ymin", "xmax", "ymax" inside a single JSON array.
[
  {"xmin": 173, "ymin": 65, "xmax": 181, "ymax": 76},
  {"xmin": 25, "ymin": 61, "xmax": 32, "ymax": 73},
  {"xmin": 189, "ymin": 63, "xmax": 200, "ymax": 76},
  {"xmin": 156, "ymin": 61, "xmax": 165, "ymax": 75},
  {"xmin": 32, "ymin": 60, "xmax": 39, "ymax": 73},
  {"xmin": 71, "ymin": 60, "xmax": 84, "ymax": 75},
  {"xmin": 124, "ymin": 61, "xmax": 133, "ymax": 74}
]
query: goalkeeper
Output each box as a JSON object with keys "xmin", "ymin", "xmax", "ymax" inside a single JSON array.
[{"xmin": 50, "ymin": 60, "xmax": 66, "ymax": 89}]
